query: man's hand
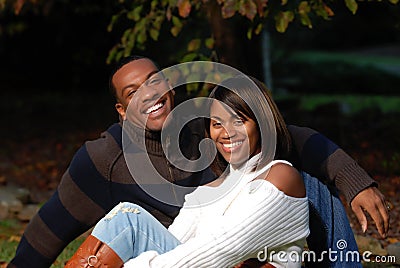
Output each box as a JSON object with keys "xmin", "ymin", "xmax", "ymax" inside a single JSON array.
[{"xmin": 351, "ymin": 187, "xmax": 390, "ymax": 238}]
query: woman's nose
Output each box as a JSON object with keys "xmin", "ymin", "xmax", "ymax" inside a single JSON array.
[{"xmin": 222, "ymin": 125, "xmax": 237, "ymax": 138}]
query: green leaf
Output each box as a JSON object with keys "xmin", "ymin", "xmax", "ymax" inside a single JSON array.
[
  {"xmin": 182, "ymin": 52, "xmax": 198, "ymax": 62},
  {"xmin": 171, "ymin": 16, "xmax": 183, "ymax": 36},
  {"xmin": 153, "ymin": 14, "xmax": 164, "ymax": 30},
  {"xmin": 136, "ymin": 28, "xmax": 147, "ymax": 44},
  {"xmin": 187, "ymin": 38, "xmax": 201, "ymax": 52},
  {"xmin": 254, "ymin": 23, "xmax": 263, "ymax": 35},
  {"xmin": 172, "ymin": 15, "xmax": 183, "ymax": 27},
  {"xmin": 205, "ymin": 37, "xmax": 215, "ymax": 49},
  {"xmin": 127, "ymin": 5, "xmax": 143, "ymax": 21},
  {"xmin": 106, "ymin": 46, "xmax": 118, "ymax": 64},
  {"xmin": 298, "ymin": 1, "xmax": 310, "ymax": 15},
  {"xmin": 274, "ymin": 11, "xmax": 294, "ymax": 33},
  {"xmin": 247, "ymin": 27, "xmax": 252, "ymax": 39},
  {"xmin": 299, "ymin": 13, "xmax": 312, "ymax": 28},
  {"xmin": 107, "ymin": 14, "xmax": 120, "ymax": 32},
  {"xmin": 298, "ymin": 1, "xmax": 312, "ymax": 28},
  {"xmin": 389, "ymin": 0, "xmax": 399, "ymax": 4},
  {"xmin": 151, "ymin": 0, "xmax": 158, "ymax": 9},
  {"xmin": 149, "ymin": 28, "xmax": 159, "ymax": 40},
  {"xmin": 345, "ymin": 0, "xmax": 358, "ymax": 15}
]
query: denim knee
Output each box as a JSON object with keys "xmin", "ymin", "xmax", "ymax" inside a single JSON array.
[{"xmin": 103, "ymin": 202, "xmax": 142, "ymax": 221}]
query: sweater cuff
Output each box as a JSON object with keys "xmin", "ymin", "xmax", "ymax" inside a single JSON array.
[{"xmin": 335, "ymin": 162, "xmax": 378, "ymax": 204}]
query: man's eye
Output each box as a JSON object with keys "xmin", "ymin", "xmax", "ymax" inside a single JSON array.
[
  {"xmin": 128, "ymin": 90, "xmax": 137, "ymax": 96},
  {"xmin": 148, "ymin": 77, "xmax": 163, "ymax": 86}
]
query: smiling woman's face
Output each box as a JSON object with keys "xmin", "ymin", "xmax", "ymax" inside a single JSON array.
[{"xmin": 209, "ymin": 100, "xmax": 260, "ymax": 167}]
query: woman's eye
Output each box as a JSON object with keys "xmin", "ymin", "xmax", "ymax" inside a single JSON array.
[
  {"xmin": 233, "ymin": 120, "xmax": 244, "ymax": 126},
  {"xmin": 211, "ymin": 121, "xmax": 222, "ymax": 127}
]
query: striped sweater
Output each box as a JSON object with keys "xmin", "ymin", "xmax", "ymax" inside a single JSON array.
[{"xmin": 8, "ymin": 122, "xmax": 375, "ymax": 268}]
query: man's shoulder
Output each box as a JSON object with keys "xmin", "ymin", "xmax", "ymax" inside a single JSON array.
[
  {"xmin": 70, "ymin": 123, "xmax": 124, "ymax": 178},
  {"xmin": 72, "ymin": 123, "xmax": 122, "ymax": 164},
  {"xmin": 86, "ymin": 123, "xmax": 122, "ymax": 148}
]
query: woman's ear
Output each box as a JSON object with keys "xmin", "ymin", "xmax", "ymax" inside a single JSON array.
[{"xmin": 115, "ymin": 103, "xmax": 126, "ymax": 120}]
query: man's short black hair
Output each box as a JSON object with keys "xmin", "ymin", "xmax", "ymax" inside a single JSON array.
[{"xmin": 108, "ymin": 55, "xmax": 160, "ymax": 99}]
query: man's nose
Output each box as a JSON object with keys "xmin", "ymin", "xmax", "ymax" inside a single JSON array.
[{"xmin": 140, "ymin": 85, "xmax": 161, "ymax": 103}]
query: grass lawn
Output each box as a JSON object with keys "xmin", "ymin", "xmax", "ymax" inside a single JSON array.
[
  {"xmin": 290, "ymin": 50, "xmax": 400, "ymax": 76},
  {"xmin": 0, "ymin": 219, "xmax": 84, "ymax": 267}
]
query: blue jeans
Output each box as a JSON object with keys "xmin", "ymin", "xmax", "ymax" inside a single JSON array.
[
  {"xmin": 302, "ymin": 172, "xmax": 362, "ymax": 267},
  {"xmin": 92, "ymin": 173, "xmax": 361, "ymax": 267},
  {"xmin": 91, "ymin": 202, "xmax": 180, "ymax": 262}
]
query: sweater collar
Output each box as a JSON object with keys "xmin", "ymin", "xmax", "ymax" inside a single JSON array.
[
  {"xmin": 229, "ymin": 153, "xmax": 262, "ymax": 175},
  {"xmin": 122, "ymin": 120, "xmax": 164, "ymax": 156}
]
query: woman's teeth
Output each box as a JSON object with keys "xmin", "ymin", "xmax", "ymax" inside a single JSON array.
[{"xmin": 223, "ymin": 141, "xmax": 243, "ymax": 148}]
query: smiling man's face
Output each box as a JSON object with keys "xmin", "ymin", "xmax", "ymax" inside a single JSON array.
[{"xmin": 113, "ymin": 58, "xmax": 174, "ymax": 131}]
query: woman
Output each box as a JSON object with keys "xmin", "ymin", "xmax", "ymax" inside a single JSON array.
[{"xmin": 65, "ymin": 75, "xmax": 309, "ymax": 268}]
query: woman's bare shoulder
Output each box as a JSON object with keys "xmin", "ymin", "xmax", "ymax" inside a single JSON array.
[{"xmin": 263, "ymin": 163, "xmax": 306, "ymax": 198}]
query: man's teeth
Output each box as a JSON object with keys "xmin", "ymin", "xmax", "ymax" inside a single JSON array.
[
  {"xmin": 145, "ymin": 102, "xmax": 164, "ymax": 114},
  {"xmin": 223, "ymin": 141, "xmax": 243, "ymax": 148}
]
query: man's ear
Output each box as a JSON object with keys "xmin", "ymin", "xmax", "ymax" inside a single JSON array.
[
  {"xmin": 167, "ymin": 79, "xmax": 175, "ymax": 96},
  {"xmin": 115, "ymin": 103, "xmax": 126, "ymax": 120}
]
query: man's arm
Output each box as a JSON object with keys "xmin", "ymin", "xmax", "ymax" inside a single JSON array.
[{"xmin": 288, "ymin": 125, "xmax": 389, "ymax": 237}]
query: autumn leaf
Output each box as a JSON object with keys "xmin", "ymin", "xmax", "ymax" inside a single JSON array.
[
  {"xmin": 254, "ymin": 0, "xmax": 268, "ymax": 17},
  {"xmin": 178, "ymin": 0, "xmax": 191, "ymax": 18},
  {"xmin": 13, "ymin": 0, "xmax": 25, "ymax": 15},
  {"xmin": 221, "ymin": 0, "xmax": 237, "ymax": 18},
  {"xmin": 238, "ymin": 0, "xmax": 257, "ymax": 20},
  {"xmin": 0, "ymin": 0, "xmax": 6, "ymax": 10},
  {"xmin": 187, "ymin": 38, "xmax": 201, "ymax": 52}
]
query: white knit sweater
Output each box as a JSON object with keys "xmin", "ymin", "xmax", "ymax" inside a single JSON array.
[{"xmin": 125, "ymin": 155, "xmax": 310, "ymax": 268}]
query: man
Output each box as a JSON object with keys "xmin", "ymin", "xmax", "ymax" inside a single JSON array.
[{"xmin": 8, "ymin": 56, "xmax": 389, "ymax": 268}]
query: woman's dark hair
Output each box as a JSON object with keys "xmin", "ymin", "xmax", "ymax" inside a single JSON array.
[{"xmin": 206, "ymin": 75, "xmax": 292, "ymax": 175}]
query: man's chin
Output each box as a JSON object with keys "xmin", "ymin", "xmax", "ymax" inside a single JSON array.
[{"xmin": 145, "ymin": 121, "xmax": 165, "ymax": 132}]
